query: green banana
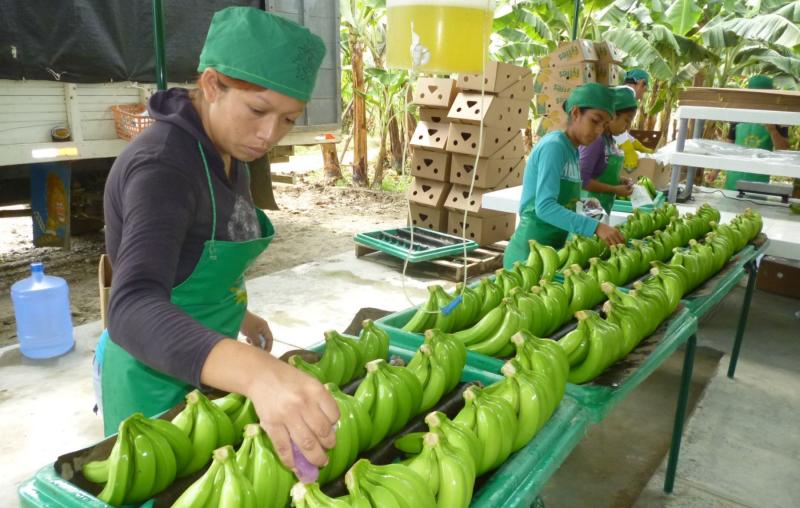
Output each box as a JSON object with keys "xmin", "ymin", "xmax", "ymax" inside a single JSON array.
[
  {"xmin": 394, "ymin": 431, "xmax": 426, "ymax": 455},
  {"xmin": 132, "ymin": 416, "xmax": 177, "ymax": 498},
  {"xmin": 212, "ymin": 392, "xmax": 246, "ymax": 417},
  {"xmin": 148, "ymin": 417, "xmax": 193, "ymax": 476},
  {"xmin": 291, "ymin": 482, "xmax": 352, "ymax": 508},
  {"xmin": 567, "ymin": 311, "xmax": 613, "ymax": 384},
  {"xmin": 199, "ymin": 394, "xmax": 235, "ymax": 448},
  {"xmin": 359, "ymin": 319, "xmax": 391, "ymax": 364},
  {"xmin": 431, "ymin": 431, "xmax": 475, "ymax": 508},
  {"xmin": 173, "ymin": 390, "xmax": 219, "ymax": 477},
  {"xmin": 452, "ymin": 303, "xmax": 504, "ymax": 346},
  {"xmin": 424, "ymin": 329, "xmax": 466, "ymax": 393},
  {"xmin": 478, "ymin": 279, "xmax": 504, "ymax": 318},
  {"xmin": 418, "ymin": 345, "xmax": 448, "ymax": 413},
  {"xmin": 525, "ymin": 239, "xmax": 544, "ymax": 279},
  {"xmin": 424, "ymin": 412, "xmax": 483, "ymax": 473},
  {"xmin": 81, "ymin": 458, "xmax": 109, "ymax": 484},
  {"xmin": 289, "ymin": 354, "xmax": 327, "ymax": 383},
  {"xmin": 218, "ymin": 445, "xmax": 257, "ymax": 508},
  {"xmin": 467, "ymin": 300, "xmax": 522, "ymax": 356},
  {"xmin": 537, "ymin": 241, "xmax": 560, "ymax": 280},
  {"xmin": 404, "ymin": 434, "xmax": 440, "ymax": 497},
  {"xmin": 431, "ymin": 285, "xmax": 457, "ymax": 333},
  {"xmin": 356, "ymin": 360, "xmax": 397, "ymax": 448},
  {"xmin": 402, "ymin": 292, "xmax": 437, "ymax": 333},
  {"xmin": 170, "ymin": 452, "xmax": 223, "ymax": 508},
  {"xmin": 230, "ymin": 397, "xmax": 259, "ymax": 445},
  {"xmin": 97, "ymin": 420, "xmax": 133, "ymax": 506}
]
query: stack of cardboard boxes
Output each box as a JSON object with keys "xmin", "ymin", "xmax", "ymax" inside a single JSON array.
[
  {"xmin": 534, "ymin": 40, "xmax": 625, "ymax": 134},
  {"xmin": 407, "ymin": 77, "xmax": 458, "ymax": 232},
  {"xmin": 443, "ymin": 62, "xmax": 533, "ymax": 245}
]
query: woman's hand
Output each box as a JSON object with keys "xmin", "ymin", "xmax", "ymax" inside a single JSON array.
[
  {"xmin": 240, "ymin": 310, "xmax": 273, "ymax": 352},
  {"xmin": 247, "ymin": 355, "xmax": 339, "ymax": 473},
  {"xmin": 596, "ymin": 223, "xmax": 626, "ymax": 246},
  {"xmin": 614, "ymin": 184, "xmax": 634, "ymax": 197}
]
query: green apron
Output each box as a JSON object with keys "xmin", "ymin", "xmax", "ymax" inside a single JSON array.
[
  {"xmin": 504, "ymin": 156, "xmax": 583, "ymax": 268},
  {"xmin": 724, "ymin": 123, "xmax": 772, "ymax": 190},
  {"xmin": 587, "ymin": 137, "xmax": 624, "ymax": 215},
  {"xmin": 98, "ymin": 141, "xmax": 274, "ymax": 437}
]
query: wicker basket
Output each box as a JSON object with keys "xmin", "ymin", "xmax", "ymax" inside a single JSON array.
[{"xmin": 111, "ymin": 104, "xmax": 155, "ymax": 140}]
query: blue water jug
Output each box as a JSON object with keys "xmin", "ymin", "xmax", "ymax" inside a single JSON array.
[{"xmin": 11, "ymin": 262, "xmax": 74, "ymax": 359}]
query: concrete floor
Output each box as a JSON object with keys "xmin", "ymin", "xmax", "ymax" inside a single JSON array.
[{"xmin": 2, "ymin": 251, "xmax": 799, "ymax": 506}]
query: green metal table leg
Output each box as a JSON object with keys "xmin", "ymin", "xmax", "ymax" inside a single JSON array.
[
  {"xmin": 663, "ymin": 334, "xmax": 697, "ymax": 494},
  {"xmin": 727, "ymin": 260, "xmax": 757, "ymax": 379}
]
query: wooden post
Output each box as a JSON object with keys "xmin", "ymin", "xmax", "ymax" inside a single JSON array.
[{"xmin": 322, "ymin": 143, "xmax": 342, "ymax": 184}]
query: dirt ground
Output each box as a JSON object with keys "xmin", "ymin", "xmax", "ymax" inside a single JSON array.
[{"xmin": 0, "ymin": 182, "xmax": 405, "ymax": 348}]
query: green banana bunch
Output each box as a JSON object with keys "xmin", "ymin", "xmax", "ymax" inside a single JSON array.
[
  {"xmin": 171, "ymin": 390, "xmax": 236, "ymax": 477},
  {"xmin": 512, "ymin": 261, "xmax": 540, "ymax": 292},
  {"xmin": 172, "ymin": 445, "xmax": 257, "ymax": 508},
  {"xmin": 509, "ymin": 331, "xmax": 569, "ymax": 401},
  {"xmin": 447, "ymin": 283, "xmax": 482, "ymax": 331},
  {"xmin": 424, "ymin": 411, "xmax": 483, "ymax": 472},
  {"xmin": 641, "ymin": 268, "xmax": 684, "ymax": 315},
  {"xmin": 631, "ymin": 240, "xmax": 658, "ymax": 275},
  {"xmin": 643, "ymin": 235, "xmax": 667, "ymax": 263},
  {"xmin": 477, "ymin": 278, "xmax": 504, "ymax": 318},
  {"xmin": 631, "ymin": 279, "xmax": 673, "ymax": 325},
  {"xmin": 402, "ymin": 288, "xmax": 438, "ymax": 333},
  {"xmin": 467, "ymin": 299, "xmax": 525, "ymax": 357},
  {"xmin": 344, "ymin": 459, "xmax": 437, "ymax": 508},
  {"xmin": 534, "ymin": 278, "xmax": 571, "ymax": 332},
  {"xmin": 315, "ymin": 331, "xmax": 364, "ymax": 386},
  {"xmin": 354, "ymin": 359, "xmax": 423, "ymax": 448},
  {"xmin": 696, "ymin": 203, "xmax": 721, "ymax": 225},
  {"xmin": 556, "ymin": 238, "xmax": 584, "ymax": 270},
  {"xmin": 212, "ymin": 392, "xmax": 246, "ymax": 417},
  {"xmin": 607, "ymin": 245, "xmax": 634, "ymax": 287},
  {"xmin": 527, "ymin": 239, "xmax": 560, "ymax": 281},
  {"xmin": 289, "ymin": 354, "xmax": 327, "ymax": 382},
  {"xmin": 602, "ymin": 300, "xmax": 647, "ymax": 356},
  {"xmin": 494, "ymin": 268, "xmax": 523, "ymax": 296},
  {"xmin": 404, "ymin": 432, "xmax": 476, "ymax": 508},
  {"xmin": 567, "ymin": 310, "xmax": 624, "ymax": 384},
  {"xmin": 422, "ymin": 329, "xmax": 467, "ymax": 393},
  {"xmin": 407, "ymin": 344, "xmax": 451, "ymax": 414},
  {"xmin": 558, "ymin": 325, "xmax": 589, "ymax": 368},
  {"xmin": 318, "ymin": 384, "xmax": 371, "ymax": 484},
  {"xmin": 357, "ymin": 320, "xmax": 390, "ymax": 366},
  {"xmin": 587, "ymin": 257, "xmax": 621, "ymax": 287},
  {"xmin": 706, "ymin": 232, "xmax": 734, "ymax": 273},
  {"xmin": 452, "ymin": 298, "xmax": 505, "ymax": 346},
  {"xmin": 638, "ymin": 176, "xmax": 658, "ymax": 198},
  {"xmin": 511, "ymin": 288, "xmax": 550, "ymax": 337},
  {"xmin": 291, "ymin": 482, "xmax": 352, "ymax": 508},
  {"xmin": 564, "ymin": 264, "xmax": 604, "ymax": 317},
  {"xmin": 234, "ymin": 424, "xmax": 294, "ymax": 508},
  {"xmin": 92, "ymin": 418, "xmax": 134, "ymax": 506},
  {"xmin": 670, "ymin": 248, "xmax": 704, "ymax": 291},
  {"xmin": 452, "ymin": 385, "xmax": 518, "ymax": 474}
]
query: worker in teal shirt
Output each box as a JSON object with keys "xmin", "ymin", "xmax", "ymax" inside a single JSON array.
[{"xmin": 504, "ymin": 83, "xmax": 626, "ymax": 269}]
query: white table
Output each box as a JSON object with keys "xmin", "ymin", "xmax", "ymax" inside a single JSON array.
[{"xmin": 666, "ymin": 106, "xmax": 800, "ymax": 202}]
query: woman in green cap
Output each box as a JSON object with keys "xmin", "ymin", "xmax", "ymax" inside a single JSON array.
[
  {"xmin": 504, "ymin": 83, "xmax": 626, "ymax": 268},
  {"xmin": 94, "ymin": 6, "xmax": 337, "ymax": 472},
  {"xmin": 706, "ymin": 75, "xmax": 789, "ymax": 189},
  {"xmin": 579, "ymin": 87, "xmax": 639, "ymax": 217}
]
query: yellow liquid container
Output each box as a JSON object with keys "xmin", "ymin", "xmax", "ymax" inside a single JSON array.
[{"xmin": 387, "ymin": 0, "xmax": 495, "ymax": 74}]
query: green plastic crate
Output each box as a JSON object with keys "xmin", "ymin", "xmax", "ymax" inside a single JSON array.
[
  {"xmin": 611, "ymin": 191, "xmax": 665, "ymax": 213},
  {"xmin": 353, "ymin": 227, "xmax": 478, "ymax": 263}
]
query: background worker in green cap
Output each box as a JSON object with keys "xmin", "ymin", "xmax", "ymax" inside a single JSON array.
[
  {"xmin": 616, "ymin": 68, "xmax": 654, "ymax": 169},
  {"xmin": 94, "ymin": 6, "xmax": 338, "ymax": 472},
  {"xmin": 580, "ymin": 87, "xmax": 639, "ymax": 218},
  {"xmin": 706, "ymin": 75, "xmax": 789, "ymax": 189},
  {"xmin": 504, "ymin": 83, "xmax": 627, "ymax": 268}
]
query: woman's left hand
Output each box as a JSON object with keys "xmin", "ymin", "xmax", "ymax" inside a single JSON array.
[{"xmin": 241, "ymin": 310, "xmax": 274, "ymax": 352}]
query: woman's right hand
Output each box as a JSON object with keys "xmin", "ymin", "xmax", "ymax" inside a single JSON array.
[
  {"xmin": 596, "ymin": 223, "xmax": 626, "ymax": 246},
  {"xmin": 246, "ymin": 354, "xmax": 339, "ymax": 473},
  {"xmin": 614, "ymin": 184, "xmax": 634, "ymax": 197}
]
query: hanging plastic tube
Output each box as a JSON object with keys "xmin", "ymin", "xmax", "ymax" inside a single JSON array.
[{"xmin": 386, "ymin": 0, "xmax": 495, "ymax": 74}]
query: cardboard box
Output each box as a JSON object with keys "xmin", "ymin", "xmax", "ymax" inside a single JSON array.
[
  {"xmin": 534, "ymin": 93, "xmax": 570, "ymax": 116},
  {"xmin": 406, "ymin": 178, "xmax": 451, "ymax": 207},
  {"xmin": 594, "ymin": 41, "xmax": 624, "ymax": 64},
  {"xmin": 446, "ymin": 123, "xmax": 519, "ymax": 157},
  {"xmin": 413, "ymin": 77, "xmax": 457, "ymax": 108},
  {"xmin": 457, "ymin": 61, "xmax": 532, "ymax": 93},
  {"xmin": 450, "ymin": 155, "xmax": 524, "ymax": 189},
  {"xmin": 622, "ymin": 157, "xmax": 671, "ymax": 188},
  {"xmin": 540, "ymin": 40, "xmax": 598, "ymax": 68},
  {"xmin": 419, "ymin": 107, "xmax": 449, "ymax": 124},
  {"xmin": 448, "ymin": 93, "xmax": 529, "ymax": 129},
  {"xmin": 757, "ymin": 256, "xmax": 800, "ymax": 299},
  {"xmin": 536, "ymin": 63, "xmax": 596, "ymax": 87},
  {"xmin": 490, "ymin": 132, "xmax": 526, "ymax": 160},
  {"xmin": 410, "ymin": 148, "xmax": 451, "ymax": 182},
  {"xmin": 532, "ymin": 78, "xmax": 574, "ymax": 96},
  {"xmin": 496, "ymin": 74, "xmax": 535, "ymax": 102},
  {"xmin": 596, "ymin": 63, "xmax": 625, "ymax": 86},
  {"xmin": 444, "ymin": 184, "xmax": 512, "ymax": 214},
  {"xmin": 408, "ymin": 203, "xmax": 448, "ymax": 232},
  {"xmin": 448, "ymin": 211, "xmax": 516, "ymax": 245},
  {"xmin": 539, "ymin": 113, "xmax": 568, "ymax": 134},
  {"xmin": 98, "ymin": 254, "xmax": 112, "ymax": 329},
  {"xmin": 410, "ymin": 120, "xmax": 450, "ymax": 152}
]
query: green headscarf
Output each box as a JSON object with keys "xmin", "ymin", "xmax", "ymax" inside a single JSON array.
[
  {"xmin": 198, "ymin": 7, "xmax": 326, "ymax": 102},
  {"xmin": 625, "ymin": 69, "xmax": 649, "ymax": 84},
  {"xmin": 613, "ymin": 86, "xmax": 638, "ymax": 112},
  {"xmin": 747, "ymin": 75, "xmax": 774, "ymax": 90},
  {"xmin": 562, "ymin": 83, "xmax": 616, "ymax": 116}
]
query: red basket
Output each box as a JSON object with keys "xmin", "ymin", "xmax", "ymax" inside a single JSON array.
[{"xmin": 111, "ymin": 104, "xmax": 155, "ymax": 141}]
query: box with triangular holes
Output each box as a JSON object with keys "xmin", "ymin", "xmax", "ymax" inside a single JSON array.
[
  {"xmin": 496, "ymin": 75, "xmax": 535, "ymax": 102},
  {"xmin": 410, "ymin": 120, "xmax": 450, "ymax": 152},
  {"xmin": 419, "ymin": 107, "xmax": 449, "ymax": 124},
  {"xmin": 412, "ymin": 77, "xmax": 457, "ymax": 108},
  {"xmin": 539, "ymin": 39, "xmax": 598, "ymax": 68},
  {"xmin": 447, "ymin": 93, "xmax": 529, "ymax": 129},
  {"xmin": 353, "ymin": 227, "xmax": 478, "ymax": 263},
  {"xmin": 535, "ymin": 93, "xmax": 570, "ymax": 116},
  {"xmin": 537, "ymin": 62, "xmax": 596, "ymax": 87},
  {"xmin": 408, "ymin": 203, "xmax": 448, "ymax": 232},
  {"xmin": 444, "ymin": 185, "xmax": 509, "ymax": 216},
  {"xmin": 445, "ymin": 122, "xmax": 519, "ymax": 157},
  {"xmin": 406, "ymin": 178, "xmax": 451, "ymax": 207},
  {"xmin": 457, "ymin": 61, "xmax": 531, "ymax": 93},
  {"xmin": 594, "ymin": 41, "xmax": 624, "ymax": 65},
  {"xmin": 410, "ymin": 148, "xmax": 451, "ymax": 182},
  {"xmin": 447, "ymin": 210, "xmax": 516, "ymax": 245},
  {"xmin": 596, "ymin": 63, "xmax": 625, "ymax": 86},
  {"xmin": 449, "ymin": 156, "xmax": 524, "ymax": 189}
]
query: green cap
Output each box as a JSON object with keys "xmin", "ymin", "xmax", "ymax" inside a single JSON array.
[
  {"xmin": 747, "ymin": 75, "xmax": 774, "ymax": 90},
  {"xmin": 625, "ymin": 69, "xmax": 649, "ymax": 84},
  {"xmin": 613, "ymin": 86, "xmax": 638, "ymax": 112},
  {"xmin": 563, "ymin": 83, "xmax": 616, "ymax": 116},
  {"xmin": 198, "ymin": 7, "xmax": 326, "ymax": 102}
]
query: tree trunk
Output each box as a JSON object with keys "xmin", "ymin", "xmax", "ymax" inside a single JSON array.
[
  {"xmin": 349, "ymin": 30, "xmax": 369, "ymax": 187},
  {"xmin": 322, "ymin": 143, "xmax": 342, "ymax": 184},
  {"xmin": 249, "ymin": 155, "xmax": 279, "ymax": 210},
  {"xmin": 373, "ymin": 131, "xmax": 387, "ymax": 187},
  {"xmin": 388, "ymin": 114, "xmax": 404, "ymax": 173}
]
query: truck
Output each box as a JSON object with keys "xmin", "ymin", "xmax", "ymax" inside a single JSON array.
[{"xmin": 0, "ymin": 0, "xmax": 342, "ymax": 247}]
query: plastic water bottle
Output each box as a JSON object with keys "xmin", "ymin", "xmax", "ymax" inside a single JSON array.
[{"xmin": 11, "ymin": 262, "xmax": 74, "ymax": 359}]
